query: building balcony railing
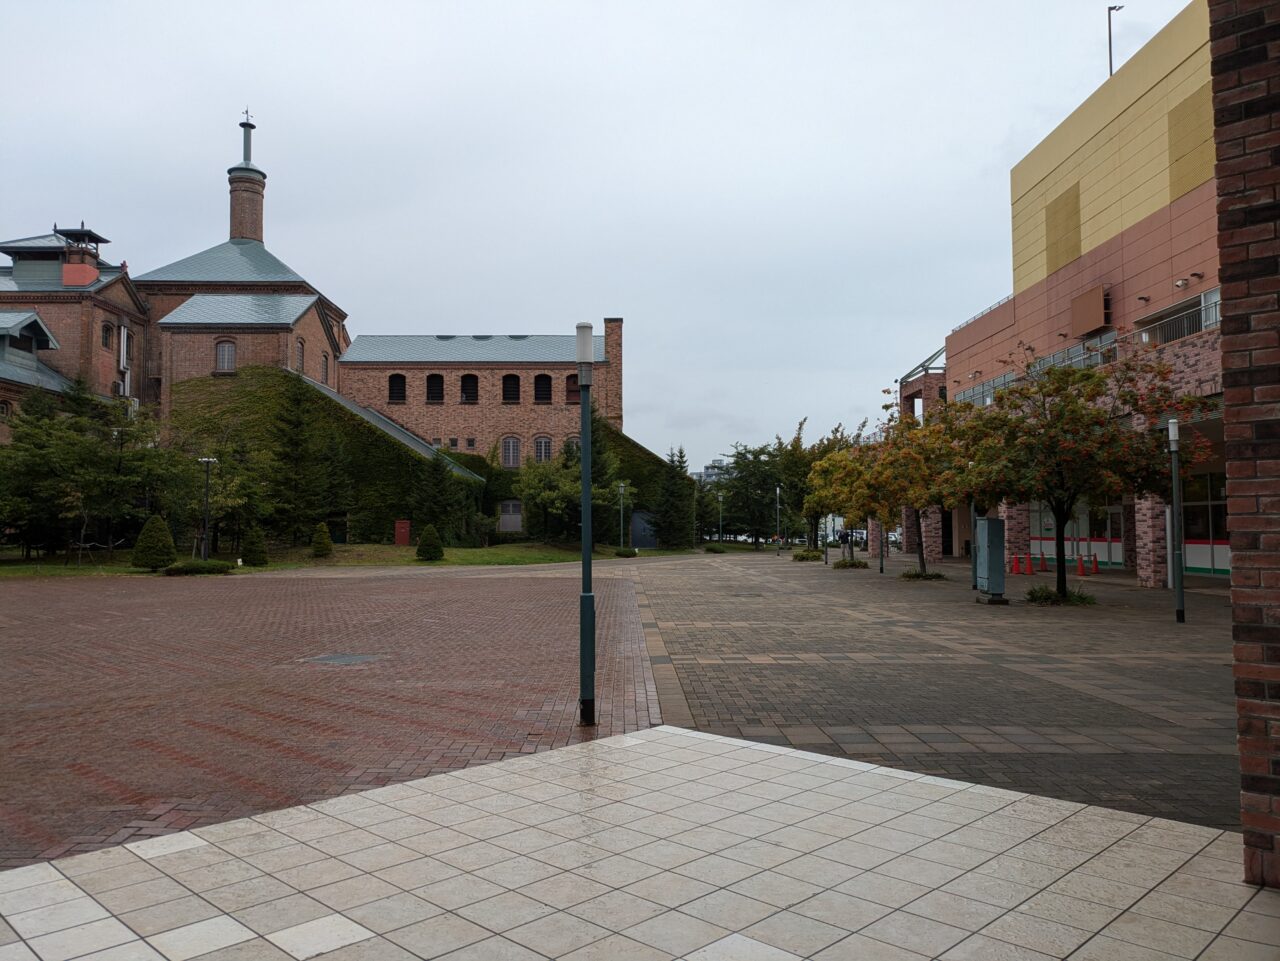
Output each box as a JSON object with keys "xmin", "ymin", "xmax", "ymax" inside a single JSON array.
[{"xmin": 1118, "ymin": 300, "xmax": 1220, "ymax": 350}]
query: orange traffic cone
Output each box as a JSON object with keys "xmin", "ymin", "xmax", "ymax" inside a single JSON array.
[
  {"xmin": 1025, "ymin": 553, "xmax": 1033, "ymax": 575},
  {"xmin": 1091, "ymin": 555, "xmax": 1100, "ymax": 575},
  {"xmin": 1076, "ymin": 555, "xmax": 1086, "ymax": 576},
  {"xmin": 1039, "ymin": 554, "xmax": 1048, "ymax": 572}
]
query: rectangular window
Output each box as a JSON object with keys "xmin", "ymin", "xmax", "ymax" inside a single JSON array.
[
  {"xmin": 466, "ymin": 438, "xmax": 476, "ymax": 449},
  {"xmin": 449, "ymin": 438, "xmax": 458, "ymax": 449}
]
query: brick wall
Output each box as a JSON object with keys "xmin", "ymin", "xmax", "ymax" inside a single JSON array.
[
  {"xmin": 1209, "ymin": 0, "xmax": 1280, "ymax": 888},
  {"xmin": 340, "ymin": 356, "xmax": 621, "ymax": 461}
]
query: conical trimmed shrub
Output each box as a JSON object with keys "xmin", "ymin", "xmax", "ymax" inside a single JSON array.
[
  {"xmin": 132, "ymin": 515, "xmax": 177, "ymax": 571},
  {"xmin": 416, "ymin": 524, "xmax": 444, "ymax": 561},
  {"xmin": 312, "ymin": 522, "xmax": 334, "ymax": 558}
]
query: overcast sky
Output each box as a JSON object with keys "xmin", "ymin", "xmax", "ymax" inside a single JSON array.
[{"xmin": 3, "ymin": 1, "xmax": 1191, "ymax": 469}]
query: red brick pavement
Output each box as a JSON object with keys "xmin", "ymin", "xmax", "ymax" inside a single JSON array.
[{"xmin": 0, "ymin": 569, "xmax": 657, "ymax": 866}]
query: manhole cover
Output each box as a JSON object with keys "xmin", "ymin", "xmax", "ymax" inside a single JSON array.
[{"xmin": 303, "ymin": 654, "xmax": 383, "ymax": 666}]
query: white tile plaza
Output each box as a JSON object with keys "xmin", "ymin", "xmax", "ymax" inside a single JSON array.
[{"xmin": 0, "ymin": 727, "xmax": 1276, "ymax": 960}]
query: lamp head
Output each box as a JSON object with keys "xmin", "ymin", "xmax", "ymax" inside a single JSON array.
[
  {"xmin": 1168, "ymin": 418, "xmax": 1179, "ymax": 449},
  {"xmin": 576, "ymin": 323, "xmax": 593, "ymax": 366}
]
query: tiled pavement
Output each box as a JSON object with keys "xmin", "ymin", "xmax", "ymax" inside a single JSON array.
[
  {"xmin": 625, "ymin": 553, "xmax": 1239, "ymax": 830},
  {"xmin": 0, "ymin": 570, "xmax": 656, "ymax": 866},
  {"xmin": 0, "ymin": 727, "xmax": 1274, "ymax": 961}
]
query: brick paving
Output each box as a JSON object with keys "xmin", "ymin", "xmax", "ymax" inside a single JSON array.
[
  {"xmin": 627, "ymin": 552, "xmax": 1239, "ymax": 831},
  {"xmin": 0, "ymin": 568, "xmax": 656, "ymax": 867}
]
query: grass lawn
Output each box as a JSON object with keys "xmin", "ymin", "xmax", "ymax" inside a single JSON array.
[{"xmin": 0, "ymin": 542, "xmax": 695, "ymax": 577}]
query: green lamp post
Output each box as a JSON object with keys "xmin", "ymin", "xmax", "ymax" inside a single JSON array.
[{"xmin": 577, "ymin": 322, "xmax": 596, "ymax": 726}]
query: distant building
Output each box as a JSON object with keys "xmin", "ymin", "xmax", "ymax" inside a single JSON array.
[
  {"xmin": 338, "ymin": 322, "xmax": 623, "ymax": 466},
  {"xmin": 691, "ymin": 458, "xmax": 727, "ymax": 484}
]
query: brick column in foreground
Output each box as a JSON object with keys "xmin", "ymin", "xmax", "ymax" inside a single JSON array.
[
  {"xmin": 1210, "ymin": 0, "xmax": 1280, "ymax": 887},
  {"xmin": 999, "ymin": 502, "xmax": 1030, "ymax": 558},
  {"xmin": 1134, "ymin": 495, "xmax": 1168, "ymax": 589}
]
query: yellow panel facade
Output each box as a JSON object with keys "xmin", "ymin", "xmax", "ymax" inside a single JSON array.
[{"xmin": 1010, "ymin": 1, "xmax": 1210, "ymax": 294}]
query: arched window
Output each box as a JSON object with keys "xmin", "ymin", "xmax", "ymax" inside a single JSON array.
[
  {"xmin": 461, "ymin": 374, "xmax": 479, "ymax": 404},
  {"xmin": 321, "ymin": 352, "xmax": 329, "ymax": 384},
  {"xmin": 101, "ymin": 324, "xmax": 113, "ymax": 349},
  {"xmin": 501, "ymin": 436, "xmax": 521, "ymax": 468},
  {"xmin": 0, "ymin": 400, "xmax": 10, "ymax": 420},
  {"xmin": 534, "ymin": 374, "xmax": 552, "ymax": 404},
  {"xmin": 566, "ymin": 374, "xmax": 580, "ymax": 405},
  {"xmin": 426, "ymin": 374, "xmax": 444, "ymax": 404},
  {"xmin": 502, "ymin": 374, "xmax": 521, "ymax": 404},
  {"xmin": 215, "ymin": 341, "xmax": 237, "ymax": 373},
  {"xmin": 565, "ymin": 435, "xmax": 580, "ymax": 453},
  {"xmin": 388, "ymin": 373, "xmax": 407, "ymax": 403},
  {"xmin": 295, "ymin": 339, "xmax": 305, "ymax": 371},
  {"xmin": 534, "ymin": 436, "xmax": 553, "ymax": 463}
]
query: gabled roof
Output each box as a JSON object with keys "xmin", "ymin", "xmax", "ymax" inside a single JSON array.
[
  {"xmin": 0, "ymin": 309, "xmax": 60, "ymax": 349},
  {"xmin": 341, "ymin": 334, "xmax": 606, "ymax": 364},
  {"xmin": 0, "ymin": 264, "xmax": 124, "ymax": 293},
  {"xmin": 158, "ymin": 293, "xmax": 318, "ymax": 328},
  {"xmin": 135, "ymin": 239, "xmax": 306, "ymax": 284}
]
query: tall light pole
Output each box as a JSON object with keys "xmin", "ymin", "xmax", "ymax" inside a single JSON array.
[
  {"xmin": 1108, "ymin": 5, "xmax": 1124, "ymax": 76},
  {"xmin": 969, "ymin": 460, "xmax": 978, "ymax": 591},
  {"xmin": 717, "ymin": 491, "xmax": 723, "ymax": 543},
  {"xmin": 1169, "ymin": 419, "xmax": 1185, "ymax": 623},
  {"xmin": 775, "ymin": 485, "xmax": 781, "ymax": 556},
  {"xmin": 577, "ymin": 323, "xmax": 596, "ymax": 726},
  {"xmin": 618, "ymin": 481, "xmax": 626, "ymax": 551},
  {"xmin": 197, "ymin": 457, "xmax": 218, "ymax": 561}
]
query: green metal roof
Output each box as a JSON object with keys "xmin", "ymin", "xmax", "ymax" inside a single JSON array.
[
  {"xmin": 0, "ymin": 357, "xmax": 73, "ymax": 393},
  {"xmin": 0, "ymin": 232, "xmax": 67, "ymax": 254},
  {"xmin": 158, "ymin": 294, "xmax": 317, "ymax": 327},
  {"xmin": 341, "ymin": 334, "xmax": 606, "ymax": 364},
  {"xmin": 135, "ymin": 239, "xmax": 306, "ymax": 284},
  {"xmin": 0, "ymin": 310, "xmax": 60, "ymax": 348}
]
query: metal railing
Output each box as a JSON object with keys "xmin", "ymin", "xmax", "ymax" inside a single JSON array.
[{"xmin": 1120, "ymin": 301, "xmax": 1220, "ymax": 350}]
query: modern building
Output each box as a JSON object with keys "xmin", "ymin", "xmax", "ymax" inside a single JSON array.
[
  {"xmin": 896, "ymin": 0, "xmax": 1221, "ymax": 586},
  {"xmin": 338, "ymin": 320, "xmax": 623, "ymax": 467},
  {"xmin": 690, "ymin": 458, "xmax": 727, "ymax": 484}
]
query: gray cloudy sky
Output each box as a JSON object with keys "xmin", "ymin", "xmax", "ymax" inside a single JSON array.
[{"xmin": 3, "ymin": 1, "xmax": 1189, "ymax": 469}]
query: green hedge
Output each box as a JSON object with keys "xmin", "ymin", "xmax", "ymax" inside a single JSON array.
[{"xmin": 165, "ymin": 559, "xmax": 234, "ymax": 576}]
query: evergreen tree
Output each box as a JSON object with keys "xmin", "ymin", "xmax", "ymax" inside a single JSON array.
[
  {"xmin": 416, "ymin": 524, "xmax": 444, "ymax": 561},
  {"xmin": 311, "ymin": 521, "xmax": 334, "ymax": 558},
  {"xmin": 653, "ymin": 447, "xmax": 696, "ymax": 548},
  {"xmin": 132, "ymin": 515, "xmax": 177, "ymax": 571},
  {"xmin": 241, "ymin": 526, "xmax": 269, "ymax": 566}
]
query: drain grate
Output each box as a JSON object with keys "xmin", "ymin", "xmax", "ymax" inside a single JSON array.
[{"xmin": 303, "ymin": 653, "xmax": 383, "ymax": 666}]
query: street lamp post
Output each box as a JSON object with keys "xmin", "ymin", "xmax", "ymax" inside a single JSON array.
[
  {"xmin": 717, "ymin": 492, "xmax": 723, "ymax": 543},
  {"xmin": 969, "ymin": 461, "xmax": 977, "ymax": 591},
  {"xmin": 1169, "ymin": 419, "xmax": 1185, "ymax": 623},
  {"xmin": 775, "ymin": 485, "xmax": 781, "ymax": 556},
  {"xmin": 577, "ymin": 323, "xmax": 597, "ymax": 726},
  {"xmin": 197, "ymin": 457, "xmax": 218, "ymax": 561},
  {"xmin": 1108, "ymin": 5, "xmax": 1124, "ymax": 76},
  {"xmin": 618, "ymin": 481, "xmax": 626, "ymax": 551}
]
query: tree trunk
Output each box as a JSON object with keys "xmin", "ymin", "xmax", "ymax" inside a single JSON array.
[
  {"xmin": 914, "ymin": 508, "xmax": 927, "ymax": 574},
  {"xmin": 808, "ymin": 515, "xmax": 820, "ymax": 551},
  {"xmin": 1053, "ymin": 506, "xmax": 1070, "ymax": 598}
]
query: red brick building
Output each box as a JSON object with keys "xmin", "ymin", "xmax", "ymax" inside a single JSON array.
[
  {"xmin": 0, "ymin": 120, "xmax": 629, "ymax": 490},
  {"xmin": 338, "ymin": 319, "xmax": 623, "ymax": 465}
]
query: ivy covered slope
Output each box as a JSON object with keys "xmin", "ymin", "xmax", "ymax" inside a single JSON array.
[{"xmin": 169, "ymin": 367, "xmax": 483, "ymax": 545}]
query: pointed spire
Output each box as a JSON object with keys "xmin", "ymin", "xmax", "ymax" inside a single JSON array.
[{"xmin": 228, "ymin": 111, "xmax": 266, "ymax": 241}]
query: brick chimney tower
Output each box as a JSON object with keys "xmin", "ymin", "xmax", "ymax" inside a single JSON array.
[{"xmin": 228, "ymin": 111, "xmax": 266, "ymax": 242}]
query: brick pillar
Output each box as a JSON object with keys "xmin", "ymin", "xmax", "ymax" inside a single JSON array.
[
  {"xmin": 998, "ymin": 502, "xmax": 1030, "ymax": 557},
  {"xmin": 1134, "ymin": 494, "xmax": 1168, "ymax": 589},
  {"xmin": 922, "ymin": 507, "xmax": 943, "ymax": 563},
  {"xmin": 867, "ymin": 517, "xmax": 883, "ymax": 555},
  {"xmin": 1210, "ymin": 0, "xmax": 1280, "ymax": 887}
]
